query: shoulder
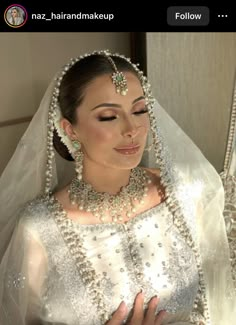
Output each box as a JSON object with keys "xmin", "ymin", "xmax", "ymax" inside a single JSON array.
[
  {"xmin": 142, "ymin": 167, "xmax": 161, "ymax": 177},
  {"xmin": 142, "ymin": 167, "xmax": 162, "ymax": 188},
  {"xmin": 12, "ymin": 197, "xmax": 50, "ymax": 264},
  {"xmin": 141, "ymin": 167, "xmax": 166, "ymax": 202},
  {"xmin": 53, "ymin": 184, "xmax": 72, "ymax": 211},
  {"xmin": 19, "ymin": 195, "xmax": 50, "ymax": 217},
  {"xmin": 18, "ymin": 195, "xmax": 51, "ymax": 231}
]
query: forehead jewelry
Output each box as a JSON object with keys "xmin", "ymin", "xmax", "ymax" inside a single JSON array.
[{"xmin": 104, "ymin": 53, "xmax": 128, "ymax": 96}]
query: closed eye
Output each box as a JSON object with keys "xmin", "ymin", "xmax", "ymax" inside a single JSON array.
[
  {"xmin": 98, "ymin": 116, "xmax": 117, "ymax": 121},
  {"xmin": 133, "ymin": 109, "xmax": 148, "ymax": 115},
  {"xmin": 98, "ymin": 108, "xmax": 148, "ymax": 122}
]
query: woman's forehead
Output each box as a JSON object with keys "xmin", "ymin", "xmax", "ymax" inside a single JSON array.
[{"xmin": 82, "ymin": 72, "xmax": 144, "ymax": 106}]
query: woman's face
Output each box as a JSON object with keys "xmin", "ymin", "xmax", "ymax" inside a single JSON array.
[
  {"xmin": 11, "ymin": 9, "xmax": 18, "ymax": 17},
  {"xmin": 73, "ymin": 72, "xmax": 150, "ymax": 170}
]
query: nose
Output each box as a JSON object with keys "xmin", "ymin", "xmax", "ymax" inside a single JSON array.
[{"xmin": 122, "ymin": 116, "xmax": 139, "ymax": 139}]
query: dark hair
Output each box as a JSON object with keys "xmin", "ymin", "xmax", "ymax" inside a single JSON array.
[{"xmin": 53, "ymin": 54, "xmax": 139, "ymax": 161}]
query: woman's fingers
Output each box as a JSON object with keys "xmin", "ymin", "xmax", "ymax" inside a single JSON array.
[
  {"xmin": 143, "ymin": 296, "xmax": 159, "ymax": 324},
  {"xmin": 106, "ymin": 301, "xmax": 128, "ymax": 325},
  {"xmin": 154, "ymin": 309, "xmax": 167, "ymax": 325},
  {"xmin": 107, "ymin": 294, "xmax": 166, "ymax": 325},
  {"xmin": 129, "ymin": 291, "xmax": 144, "ymax": 325}
]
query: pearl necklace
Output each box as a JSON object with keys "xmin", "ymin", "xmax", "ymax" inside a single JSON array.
[{"xmin": 68, "ymin": 167, "xmax": 151, "ymax": 223}]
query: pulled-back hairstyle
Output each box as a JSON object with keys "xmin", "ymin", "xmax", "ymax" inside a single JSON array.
[{"xmin": 53, "ymin": 54, "xmax": 140, "ymax": 160}]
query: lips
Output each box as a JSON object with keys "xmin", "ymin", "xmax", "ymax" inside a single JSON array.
[
  {"xmin": 115, "ymin": 144, "xmax": 140, "ymax": 150},
  {"xmin": 114, "ymin": 144, "xmax": 140, "ymax": 155}
]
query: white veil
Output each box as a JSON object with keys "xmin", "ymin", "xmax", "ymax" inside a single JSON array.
[
  {"xmin": 0, "ymin": 54, "xmax": 235, "ymax": 324},
  {"xmin": 220, "ymin": 74, "xmax": 236, "ymax": 288}
]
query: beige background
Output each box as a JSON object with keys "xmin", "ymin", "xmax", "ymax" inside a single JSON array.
[
  {"xmin": 1, "ymin": 32, "xmax": 236, "ymax": 175},
  {"xmin": 0, "ymin": 32, "xmax": 130, "ymax": 175},
  {"xmin": 146, "ymin": 32, "xmax": 236, "ymax": 172}
]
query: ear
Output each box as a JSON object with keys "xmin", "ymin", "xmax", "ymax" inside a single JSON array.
[{"xmin": 60, "ymin": 118, "xmax": 80, "ymax": 141}]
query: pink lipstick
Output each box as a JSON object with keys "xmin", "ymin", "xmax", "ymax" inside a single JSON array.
[{"xmin": 114, "ymin": 145, "xmax": 140, "ymax": 155}]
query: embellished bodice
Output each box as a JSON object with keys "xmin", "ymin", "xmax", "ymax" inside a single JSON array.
[{"xmin": 10, "ymin": 196, "xmax": 203, "ymax": 325}]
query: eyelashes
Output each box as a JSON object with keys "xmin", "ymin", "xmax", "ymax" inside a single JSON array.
[
  {"xmin": 98, "ymin": 109, "xmax": 148, "ymax": 122},
  {"xmin": 98, "ymin": 116, "xmax": 117, "ymax": 121},
  {"xmin": 134, "ymin": 109, "xmax": 148, "ymax": 115}
]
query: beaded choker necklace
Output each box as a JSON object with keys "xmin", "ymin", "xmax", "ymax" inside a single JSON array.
[{"xmin": 68, "ymin": 167, "xmax": 151, "ymax": 223}]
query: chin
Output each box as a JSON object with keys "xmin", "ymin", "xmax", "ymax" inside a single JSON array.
[{"xmin": 113, "ymin": 156, "xmax": 143, "ymax": 170}]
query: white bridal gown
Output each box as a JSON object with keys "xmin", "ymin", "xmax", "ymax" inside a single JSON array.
[{"xmin": 0, "ymin": 196, "xmax": 205, "ymax": 325}]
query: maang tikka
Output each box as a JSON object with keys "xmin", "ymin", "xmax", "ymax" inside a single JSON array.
[{"xmin": 104, "ymin": 52, "xmax": 128, "ymax": 96}]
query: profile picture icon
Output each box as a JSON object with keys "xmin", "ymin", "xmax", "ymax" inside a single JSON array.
[{"xmin": 4, "ymin": 4, "xmax": 27, "ymax": 28}]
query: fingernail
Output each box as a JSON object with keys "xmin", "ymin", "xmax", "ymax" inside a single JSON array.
[
  {"xmin": 119, "ymin": 301, "xmax": 127, "ymax": 312},
  {"xmin": 161, "ymin": 310, "xmax": 167, "ymax": 317},
  {"xmin": 139, "ymin": 290, "xmax": 144, "ymax": 298},
  {"xmin": 152, "ymin": 296, "xmax": 158, "ymax": 304}
]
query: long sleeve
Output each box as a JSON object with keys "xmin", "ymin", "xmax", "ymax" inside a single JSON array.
[{"xmin": 0, "ymin": 215, "xmax": 47, "ymax": 325}]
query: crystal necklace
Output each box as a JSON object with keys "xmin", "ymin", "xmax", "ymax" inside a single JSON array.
[{"xmin": 68, "ymin": 167, "xmax": 151, "ymax": 223}]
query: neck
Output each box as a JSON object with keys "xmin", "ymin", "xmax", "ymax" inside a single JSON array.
[{"xmin": 82, "ymin": 158, "xmax": 132, "ymax": 195}]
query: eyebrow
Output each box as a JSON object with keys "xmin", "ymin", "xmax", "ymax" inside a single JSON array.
[{"xmin": 91, "ymin": 96, "xmax": 145, "ymax": 111}]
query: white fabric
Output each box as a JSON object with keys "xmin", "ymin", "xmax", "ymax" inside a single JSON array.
[
  {"xmin": 0, "ymin": 197, "xmax": 200, "ymax": 324},
  {"xmin": 0, "ymin": 66, "xmax": 235, "ymax": 324},
  {"xmin": 220, "ymin": 79, "xmax": 236, "ymax": 288},
  {"xmin": 8, "ymin": 16, "xmax": 24, "ymax": 25},
  {"xmin": 154, "ymin": 103, "xmax": 236, "ymax": 324},
  {"xmin": 228, "ymin": 136, "xmax": 236, "ymax": 177}
]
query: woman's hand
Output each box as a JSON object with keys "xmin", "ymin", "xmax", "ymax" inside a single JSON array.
[{"xmin": 106, "ymin": 292, "xmax": 166, "ymax": 325}]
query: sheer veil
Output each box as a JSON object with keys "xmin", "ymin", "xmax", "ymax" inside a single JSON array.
[
  {"xmin": 220, "ymin": 75, "xmax": 236, "ymax": 288},
  {"xmin": 0, "ymin": 54, "xmax": 235, "ymax": 324}
]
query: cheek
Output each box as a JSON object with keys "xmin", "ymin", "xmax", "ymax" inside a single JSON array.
[
  {"xmin": 140, "ymin": 117, "xmax": 150, "ymax": 134},
  {"xmin": 81, "ymin": 123, "xmax": 116, "ymax": 145}
]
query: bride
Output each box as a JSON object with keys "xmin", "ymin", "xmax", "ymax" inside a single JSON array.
[{"xmin": 0, "ymin": 50, "xmax": 235, "ymax": 324}]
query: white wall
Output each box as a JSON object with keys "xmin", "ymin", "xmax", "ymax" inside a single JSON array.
[{"xmin": 146, "ymin": 33, "xmax": 236, "ymax": 172}]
